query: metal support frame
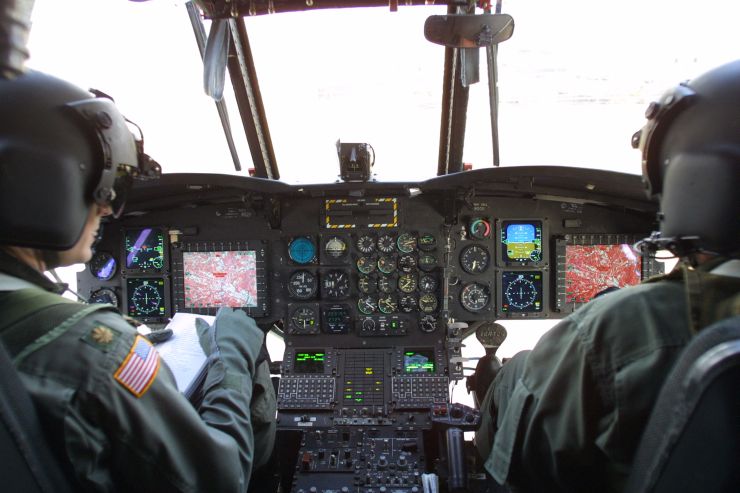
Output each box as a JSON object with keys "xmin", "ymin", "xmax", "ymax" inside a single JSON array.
[{"xmin": 227, "ymin": 16, "xmax": 279, "ymax": 179}]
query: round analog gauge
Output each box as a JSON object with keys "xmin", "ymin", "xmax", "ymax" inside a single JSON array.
[
  {"xmin": 89, "ymin": 251, "xmax": 117, "ymax": 281},
  {"xmin": 419, "ymin": 274, "xmax": 438, "ymax": 293},
  {"xmin": 132, "ymin": 283, "xmax": 162, "ymax": 315},
  {"xmin": 398, "ymin": 273, "xmax": 417, "ymax": 294},
  {"xmin": 419, "ymin": 314, "xmax": 438, "ymax": 333},
  {"xmin": 89, "ymin": 287, "xmax": 119, "ymax": 306},
  {"xmin": 377, "ymin": 256, "xmax": 397, "ymax": 275},
  {"xmin": 357, "ymin": 295, "xmax": 378, "ymax": 315},
  {"xmin": 356, "ymin": 234, "xmax": 376, "ymax": 254},
  {"xmin": 356, "ymin": 256, "xmax": 376, "ymax": 274},
  {"xmin": 418, "ymin": 254, "xmax": 436, "ymax": 272},
  {"xmin": 377, "ymin": 234, "xmax": 396, "ymax": 253},
  {"xmin": 418, "ymin": 233, "xmax": 437, "ymax": 251},
  {"xmin": 399, "ymin": 294, "xmax": 417, "ymax": 313},
  {"xmin": 378, "ymin": 294, "xmax": 397, "ymax": 314},
  {"xmin": 398, "ymin": 254, "xmax": 417, "ymax": 273},
  {"xmin": 324, "ymin": 236, "xmax": 348, "ymax": 259},
  {"xmin": 460, "ymin": 282, "xmax": 491, "ymax": 312},
  {"xmin": 287, "ymin": 270, "xmax": 318, "ymax": 299},
  {"xmin": 288, "ymin": 237, "xmax": 316, "ymax": 264},
  {"xmin": 358, "ymin": 275, "xmax": 376, "ymax": 294},
  {"xmin": 397, "ymin": 232, "xmax": 417, "ymax": 253},
  {"xmin": 505, "ymin": 275, "xmax": 538, "ymax": 309},
  {"xmin": 418, "ymin": 294, "xmax": 438, "ymax": 314},
  {"xmin": 460, "ymin": 244, "xmax": 490, "ymax": 274},
  {"xmin": 322, "ymin": 270, "xmax": 351, "ymax": 299},
  {"xmin": 469, "ymin": 218, "xmax": 492, "ymax": 239},
  {"xmin": 290, "ymin": 306, "xmax": 318, "ymax": 333},
  {"xmin": 378, "ymin": 275, "xmax": 395, "ymax": 293}
]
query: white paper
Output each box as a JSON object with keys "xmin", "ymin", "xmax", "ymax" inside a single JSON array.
[{"xmin": 155, "ymin": 312, "xmax": 214, "ymax": 393}]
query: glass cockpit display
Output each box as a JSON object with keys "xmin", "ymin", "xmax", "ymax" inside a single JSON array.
[
  {"xmin": 294, "ymin": 351, "xmax": 326, "ymax": 373},
  {"xmin": 126, "ymin": 278, "xmax": 166, "ymax": 318},
  {"xmin": 501, "ymin": 271, "xmax": 543, "ymax": 313},
  {"xmin": 404, "ymin": 349, "xmax": 436, "ymax": 373},
  {"xmin": 182, "ymin": 251, "xmax": 258, "ymax": 308},
  {"xmin": 565, "ymin": 244, "xmax": 641, "ymax": 303},
  {"xmin": 501, "ymin": 221, "xmax": 543, "ymax": 263},
  {"xmin": 124, "ymin": 228, "xmax": 165, "ymax": 271}
]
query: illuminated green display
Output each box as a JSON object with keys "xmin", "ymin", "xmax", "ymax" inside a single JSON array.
[{"xmin": 294, "ymin": 351, "xmax": 325, "ymax": 373}]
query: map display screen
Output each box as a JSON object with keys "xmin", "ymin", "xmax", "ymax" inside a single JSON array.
[
  {"xmin": 565, "ymin": 244, "xmax": 641, "ymax": 303},
  {"xmin": 183, "ymin": 251, "xmax": 258, "ymax": 308}
]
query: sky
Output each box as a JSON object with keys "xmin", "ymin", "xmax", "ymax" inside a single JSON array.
[{"xmin": 26, "ymin": 0, "xmax": 733, "ymax": 355}]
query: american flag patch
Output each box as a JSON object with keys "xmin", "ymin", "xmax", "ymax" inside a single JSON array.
[{"xmin": 114, "ymin": 335, "xmax": 160, "ymax": 397}]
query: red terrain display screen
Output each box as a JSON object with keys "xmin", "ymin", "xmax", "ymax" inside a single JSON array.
[{"xmin": 565, "ymin": 244, "xmax": 641, "ymax": 303}]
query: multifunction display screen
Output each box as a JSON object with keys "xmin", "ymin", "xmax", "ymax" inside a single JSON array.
[
  {"xmin": 404, "ymin": 349, "xmax": 436, "ymax": 373},
  {"xmin": 501, "ymin": 221, "xmax": 543, "ymax": 263},
  {"xmin": 124, "ymin": 228, "xmax": 165, "ymax": 270},
  {"xmin": 183, "ymin": 251, "xmax": 258, "ymax": 308},
  {"xmin": 565, "ymin": 244, "xmax": 641, "ymax": 303},
  {"xmin": 294, "ymin": 351, "xmax": 325, "ymax": 374}
]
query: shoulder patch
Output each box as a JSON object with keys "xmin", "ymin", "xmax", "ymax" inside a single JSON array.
[
  {"xmin": 114, "ymin": 335, "xmax": 160, "ymax": 398},
  {"xmin": 81, "ymin": 324, "xmax": 121, "ymax": 352}
]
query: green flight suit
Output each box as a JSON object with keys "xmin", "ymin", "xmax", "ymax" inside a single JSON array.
[
  {"xmin": 475, "ymin": 262, "xmax": 740, "ymax": 493},
  {"xmin": 0, "ymin": 257, "xmax": 276, "ymax": 492}
]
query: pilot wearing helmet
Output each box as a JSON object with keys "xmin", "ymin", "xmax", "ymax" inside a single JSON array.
[
  {"xmin": 473, "ymin": 60, "xmax": 740, "ymax": 492},
  {"xmin": 0, "ymin": 71, "xmax": 275, "ymax": 492}
]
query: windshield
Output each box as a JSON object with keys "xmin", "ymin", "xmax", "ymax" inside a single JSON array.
[{"xmin": 28, "ymin": 0, "xmax": 739, "ymax": 183}]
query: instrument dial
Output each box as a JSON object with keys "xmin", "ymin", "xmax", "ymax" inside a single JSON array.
[
  {"xmin": 419, "ymin": 314, "xmax": 438, "ymax": 332},
  {"xmin": 378, "ymin": 294, "xmax": 397, "ymax": 314},
  {"xmin": 469, "ymin": 218, "xmax": 492, "ymax": 239},
  {"xmin": 89, "ymin": 288, "xmax": 119, "ymax": 307},
  {"xmin": 290, "ymin": 306, "xmax": 318, "ymax": 334},
  {"xmin": 356, "ymin": 234, "xmax": 376, "ymax": 254},
  {"xmin": 288, "ymin": 237, "xmax": 316, "ymax": 264},
  {"xmin": 358, "ymin": 275, "xmax": 376, "ymax": 294},
  {"xmin": 398, "ymin": 254, "xmax": 417, "ymax": 273},
  {"xmin": 418, "ymin": 294, "xmax": 438, "ymax": 313},
  {"xmin": 397, "ymin": 232, "xmax": 417, "ymax": 253},
  {"xmin": 357, "ymin": 295, "xmax": 378, "ymax": 315},
  {"xmin": 460, "ymin": 244, "xmax": 490, "ymax": 274},
  {"xmin": 398, "ymin": 273, "xmax": 417, "ymax": 293},
  {"xmin": 324, "ymin": 236, "xmax": 348, "ymax": 259},
  {"xmin": 418, "ymin": 254, "xmax": 436, "ymax": 272},
  {"xmin": 505, "ymin": 275, "xmax": 538, "ymax": 309},
  {"xmin": 287, "ymin": 270, "xmax": 318, "ymax": 299},
  {"xmin": 419, "ymin": 274, "xmax": 438, "ymax": 293},
  {"xmin": 89, "ymin": 251, "xmax": 117, "ymax": 281},
  {"xmin": 378, "ymin": 275, "xmax": 395, "ymax": 293},
  {"xmin": 418, "ymin": 233, "xmax": 437, "ymax": 251},
  {"xmin": 132, "ymin": 283, "xmax": 162, "ymax": 315},
  {"xmin": 322, "ymin": 270, "xmax": 351, "ymax": 299},
  {"xmin": 399, "ymin": 294, "xmax": 417, "ymax": 313},
  {"xmin": 460, "ymin": 282, "xmax": 491, "ymax": 312},
  {"xmin": 377, "ymin": 256, "xmax": 397, "ymax": 274},
  {"xmin": 377, "ymin": 234, "xmax": 396, "ymax": 253},
  {"xmin": 356, "ymin": 256, "xmax": 376, "ymax": 274}
]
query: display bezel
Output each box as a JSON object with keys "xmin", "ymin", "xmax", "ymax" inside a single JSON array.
[
  {"xmin": 170, "ymin": 240, "xmax": 269, "ymax": 318},
  {"xmin": 123, "ymin": 276, "xmax": 170, "ymax": 323},
  {"xmin": 496, "ymin": 270, "xmax": 548, "ymax": 319}
]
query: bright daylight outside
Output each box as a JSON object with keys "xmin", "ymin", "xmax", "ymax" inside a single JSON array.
[{"xmin": 26, "ymin": 0, "xmax": 738, "ymax": 363}]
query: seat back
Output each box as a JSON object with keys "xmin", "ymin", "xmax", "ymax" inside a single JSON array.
[
  {"xmin": 0, "ymin": 342, "xmax": 75, "ymax": 493},
  {"xmin": 625, "ymin": 315, "xmax": 740, "ymax": 493}
]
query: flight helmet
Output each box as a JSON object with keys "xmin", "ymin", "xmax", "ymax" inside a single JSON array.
[
  {"xmin": 0, "ymin": 70, "xmax": 159, "ymax": 250},
  {"xmin": 633, "ymin": 60, "xmax": 740, "ymax": 257}
]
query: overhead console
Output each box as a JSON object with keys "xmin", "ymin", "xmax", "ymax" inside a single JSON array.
[{"xmin": 78, "ymin": 167, "xmax": 663, "ymax": 492}]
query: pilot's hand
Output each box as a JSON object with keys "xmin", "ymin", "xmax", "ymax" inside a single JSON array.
[{"xmin": 195, "ymin": 307, "xmax": 264, "ymax": 375}]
